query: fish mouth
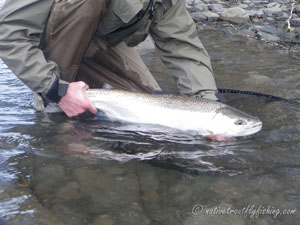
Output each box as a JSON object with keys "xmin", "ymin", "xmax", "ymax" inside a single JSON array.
[
  {"xmin": 252, "ymin": 122, "xmax": 263, "ymax": 129},
  {"xmin": 243, "ymin": 122, "xmax": 262, "ymax": 136},
  {"xmin": 252, "ymin": 122, "xmax": 262, "ymax": 129},
  {"xmin": 235, "ymin": 122, "xmax": 262, "ymax": 137}
]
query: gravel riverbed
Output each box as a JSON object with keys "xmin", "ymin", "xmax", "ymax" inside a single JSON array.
[{"xmin": 186, "ymin": 0, "xmax": 300, "ymax": 46}]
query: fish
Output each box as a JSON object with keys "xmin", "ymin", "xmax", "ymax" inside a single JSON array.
[{"xmin": 86, "ymin": 89, "xmax": 262, "ymax": 138}]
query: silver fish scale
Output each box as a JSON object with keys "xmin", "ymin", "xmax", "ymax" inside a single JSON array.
[{"xmin": 86, "ymin": 89, "xmax": 225, "ymax": 113}]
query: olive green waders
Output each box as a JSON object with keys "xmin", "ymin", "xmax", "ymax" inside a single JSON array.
[{"xmin": 42, "ymin": 0, "xmax": 161, "ymax": 94}]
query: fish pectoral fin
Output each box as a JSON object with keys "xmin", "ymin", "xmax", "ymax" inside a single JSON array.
[
  {"xmin": 203, "ymin": 130, "xmax": 235, "ymax": 141},
  {"xmin": 204, "ymin": 135, "xmax": 235, "ymax": 141}
]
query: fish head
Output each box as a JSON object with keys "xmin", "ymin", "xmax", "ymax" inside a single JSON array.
[{"xmin": 209, "ymin": 106, "xmax": 262, "ymax": 137}]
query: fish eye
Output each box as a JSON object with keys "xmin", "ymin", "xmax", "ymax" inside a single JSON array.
[{"xmin": 235, "ymin": 119, "xmax": 246, "ymax": 125}]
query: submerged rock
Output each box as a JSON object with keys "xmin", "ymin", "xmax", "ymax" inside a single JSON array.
[
  {"xmin": 295, "ymin": 5, "xmax": 300, "ymax": 15},
  {"xmin": 291, "ymin": 18, "xmax": 300, "ymax": 27},
  {"xmin": 136, "ymin": 164, "xmax": 161, "ymax": 204},
  {"xmin": 208, "ymin": 3, "xmax": 224, "ymax": 13},
  {"xmin": 247, "ymin": 10, "xmax": 264, "ymax": 18},
  {"xmin": 203, "ymin": 11, "xmax": 221, "ymax": 21},
  {"xmin": 51, "ymin": 204, "xmax": 87, "ymax": 225},
  {"xmin": 244, "ymin": 73, "xmax": 272, "ymax": 86},
  {"xmin": 275, "ymin": 12, "xmax": 289, "ymax": 21},
  {"xmin": 192, "ymin": 12, "xmax": 208, "ymax": 21},
  {"xmin": 267, "ymin": 3, "xmax": 280, "ymax": 9},
  {"xmin": 72, "ymin": 168, "xmax": 140, "ymax": 212},
  {"xmin": 186, "ymin": 0, "xmax": 203, "ymax": 5},
  {"xmin": 210, "ymin": 0, "xmax": 221, "ymax": 3},
  {"xmin": 238, "ymin": 4, "xmax": 248, "ymax": 9},
  {"xmin": 210, "ymin": 179, "xmax": 243, "ymax": 200},
  {"xmin": 113, "ymin": 202, "xmax": 152, "ymax": 225},
  {"xmin": 195, "ymin": 3, "xmax": 209, "ymax": 12},
  {"xmin": 264, "ymin": 17, "xmax": 276, "ymax": 24},
  {"xmin": 34, "ymin": 164, "xmax": 66, "ymax": 182},
  {"xmin": 283, "ymin": 31, "xmax": 297, "ymax": 41},
  {"xmin": 255, "ymin": 25, "xmax": 279, "ymax": 35},
  {"xmin": 55, "ymin": 182, "xmax": 82, "ymax": 201},
  {"xmin": 236, "ymin": 29, "xmax": 256, "ymax": 39},
  {"xmin": 220, "ymin": 7, "xmax": 250, "ymax": 24},
  {"xmin": 192, "ymin": 11, "xmax": 220, "ymax": 22},
  {"xmin": 256, "ymin": 31, "xmax": 281, "ymax": 42},
  {"xmin": 93, "ymin": 214, "xmax": 116, "ymax": 225},
  {"xmin": 33, "ymin": 164, "xmax": 66, "ymax": 197},
  {"xmin": 263, "ymin": 5, "xmax": 282, "ymax": 15},
  {"xmin": 252, "ymin": 0, "xmax": 269, "ymax": 5}
]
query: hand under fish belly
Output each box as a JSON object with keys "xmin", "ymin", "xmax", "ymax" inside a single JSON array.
[{"xmin": 86, "ymin": 89, "xmax": 262, "ymax": 138}]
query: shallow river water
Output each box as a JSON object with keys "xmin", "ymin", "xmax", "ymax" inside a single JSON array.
[{"xmin": 1, "ymin": 1, "xmax": 300, "ymax": 225}]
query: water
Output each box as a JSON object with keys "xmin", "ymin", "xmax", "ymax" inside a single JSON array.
[{"xmin": 1, "ymin": 2, "xmax": 300, "ymax": 225}]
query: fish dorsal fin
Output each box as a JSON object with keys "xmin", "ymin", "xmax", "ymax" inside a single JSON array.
[{"xmin": 102, "ymin": 83, "xmax": 114, "ymax": 90}]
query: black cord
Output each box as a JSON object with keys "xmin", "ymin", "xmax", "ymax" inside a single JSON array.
[{"xmin": 217, "ymin": 88, "xmax": 300, "ymax": 106}]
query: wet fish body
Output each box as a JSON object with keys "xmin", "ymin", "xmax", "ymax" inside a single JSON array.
[{"xmin": 86, "ymin": 89, "xmax": 262, "ymax": 137}]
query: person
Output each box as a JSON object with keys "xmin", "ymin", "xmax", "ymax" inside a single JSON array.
[{"xmin": 0, "ymin": 0, "xmax": 218, "ymax": 118}]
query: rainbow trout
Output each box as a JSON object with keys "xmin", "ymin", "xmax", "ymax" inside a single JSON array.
[{"xmin": 86, "ymin": 89, "xmax": 262, "ymax": 138}]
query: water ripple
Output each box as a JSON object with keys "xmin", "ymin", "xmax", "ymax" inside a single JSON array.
[{"xmin": 0, "ymin": 195, "xmax": 35, "ymax": 218}]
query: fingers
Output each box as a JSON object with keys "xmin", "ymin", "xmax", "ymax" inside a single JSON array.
[
  {"xmin": 58, "ymin": 81, "xmax": 98, "ymax": 117},
  {"xmin": 82, "ymin": 95, "xmax": 98, "ymax": 115},
  {"xmin": 81, "ymin": 82, "xmax": 98, "ymax": 115},
  {"xmin": 87, "ymin": 101, "xmax": 98, "ymax": 115},
  {"xmin": 59, "ymin": 99, "xmax": 85, "ymax": 117},
  {"xmin": 79, "ymin": 81, "xmax": 89, "ymax": 91}
]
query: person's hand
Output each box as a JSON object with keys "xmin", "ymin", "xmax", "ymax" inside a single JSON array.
[{"xmin": 58, "ymin": 81, "xmax": 98, "ymax": 117}]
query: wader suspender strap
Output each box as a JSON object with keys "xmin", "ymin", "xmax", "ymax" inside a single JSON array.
[{"xmin": 102, "ymin": 0, "xmax": 156, "ymax": 47}]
